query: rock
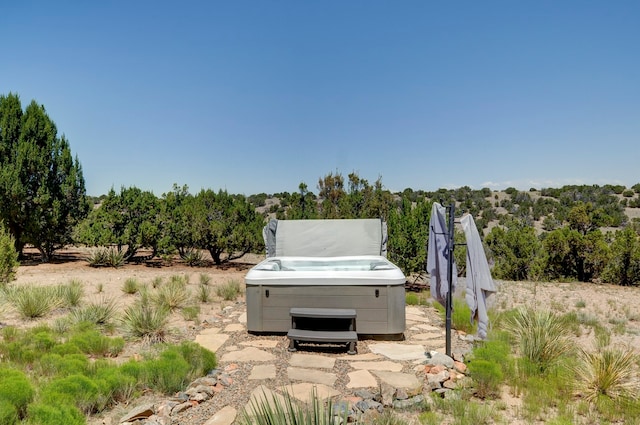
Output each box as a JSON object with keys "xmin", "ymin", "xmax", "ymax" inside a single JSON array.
[
  {"xmin": 424, "ymin": 351, "xmax": 455, "ymax": 369},
  {"xmin": 171, "ymin": 401, "xmax": 193, "ymax": 415},
  {"xmin": 395, "ymin": 388, "xmax": 409, "ymax": 400},
  {"xmin": 119, "ymin": 403, "xmax": 155, "ymax": 423},
  {"xmin": 203, "ymin": 406, "xmax": 237, "ymax": 425},
  {"xmin": 191, "ymin": 377, "xmax": 218, "ymax": 387},
  {"xmin": 453, "ymin": 360, "xmax": 467, "ymax": 374},
  {"xmin": 380, "ymin": 383, "xmax": 395, "ymax": 407},
  {"xmin": 443, "ymin": 379, "xmax": 458, "ymax": 389},
  {"xmin": 393, "ymin": 394, "xmax": 425, "ymax": 410},
  {"xmin": 353, "ymin": 389, "xmax": 375, "ymax": 400}
]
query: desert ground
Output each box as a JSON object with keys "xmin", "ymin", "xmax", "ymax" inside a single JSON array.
[{"xmin": 4, "ymin": 248, "xmax": 640, "ymax": 424}]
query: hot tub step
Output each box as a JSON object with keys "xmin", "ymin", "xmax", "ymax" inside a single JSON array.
[
  {"xmin": 287, "ymin": 329, "xmax": 358, "ymax": 355},
  {"xmin": 289, "ymin": 307, "xmax": 357, "ymax": 320},
  {"xmin": 288, "ymin": 307, "xmax": 358, "ymax": 354}
]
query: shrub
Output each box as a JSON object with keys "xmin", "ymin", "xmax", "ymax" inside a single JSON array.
[
  {"xmin": 142, "ymin": 348, "xmax": 191, "ymax": 393},
  {"xmin": 405, "ymin": 292, "xmax": 420, "ymax": 305},
  {"xmin": 121, "ymin": 301, "xmax": 170, "ymax": 343},
  {"xmin": 4, "ymin": 285, "xmax": 63, "ymax": 319},
  {"xmin": 216, "ymin": 279, "xmax": 243, "ymax": 301},
  {"xmin": 121, "ymin": 278, "xmax": 139, "ymax": 295},
  {"xmin": 0, "ymin": 367, "xmax": 35, "ymax": 417},
  {"xmin": 468, "ymin": 359, "xmax": 503, "ymax": 398},
  {"xmin": 69, "ymin": 329, "xmax": 125, "ymax": 357},
  {"xmin": 26, "ymin": 402, "xmax": 86, "ymax": 425},
  {"xmin": 0, "ymin": 225, "xmax": 18, "ymax": 285},
  {"xmin": 37, "ymin": 353, "xmax": 89, "ymax": 377},
  {"xmin": 91, "ymin": 362, "xmax": 138, "ymax": 403},
  {"xmin": 181, "ymin": 305, "xmax": 200, "ymax": 322},
  {"xmin": 40, "ymin": 374, "xmax": 101, "ymax": 414},
  {"xmin": 0, "ymin": 399, "xmax": 18, "ymax": 425},
  {"xmin": 175, "ymin": 341, "xmax": 217, "ymax": 377}
]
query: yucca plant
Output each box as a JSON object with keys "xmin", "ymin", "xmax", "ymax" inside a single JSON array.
[
  {"xmin": 69, "ymin": 297, "xmax": 119, "ymax": 327},
  {"xmin": 573, "ymin": 347, "xmax": 640, "ymax": 403},
  {"xmin": 503, "ymin": 307, "xmax": 574, "ymax": 373},
  {"xmin": 199, "ymin": 273, "xmax": 211, "ymax": 285},
  {"xmin": 242, "ymin": 387, "xmax": 345, "ymax": 425},
  {"xmin": 196, "ymin": 284, "xmax": 211, "ymax": 303},
  {"xmin": 4, "ymin": 285, "xmax": 64, "ymax": 319},
  {"xmin": 59, "ymin": 280, "xmax": 84, "ymax": 308},
  {"xmin": 182, "ymin": 249, "xmax": 205, "ymax": 266},
  {"xmin": 121, "ymin": 301, "xmax": 170, "ymax": 343},
  {"xmin": 121, "ymin": 278, "xmax": 140, "ymax": 295},
  {"xmin": 152, "ymin": 279, "xmax": 190, "ymax": 311}
]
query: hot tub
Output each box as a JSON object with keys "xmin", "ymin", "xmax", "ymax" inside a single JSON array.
[{"xmin": 245, "ymin": 255, "xmax": 406, "ymax": 335}]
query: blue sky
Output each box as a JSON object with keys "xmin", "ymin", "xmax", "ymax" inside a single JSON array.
[{"xmin": 1, "ymin": 1, "xmax": 639, "ymax": 197}]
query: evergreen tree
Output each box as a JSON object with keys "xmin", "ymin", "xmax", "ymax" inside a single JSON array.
[{"xmin": 0, "ymin": 93, "xmax": 88, "ymax": 261}]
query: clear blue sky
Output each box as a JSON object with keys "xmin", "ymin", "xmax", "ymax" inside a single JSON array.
[{"xmin": 2, "ymin": 1, "xmax": 639, "ymax": 197}]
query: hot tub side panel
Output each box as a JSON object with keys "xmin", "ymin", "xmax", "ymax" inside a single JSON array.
[{"xmin": 246, "ymin": 284, "xmax": 405, "ymax": 335}]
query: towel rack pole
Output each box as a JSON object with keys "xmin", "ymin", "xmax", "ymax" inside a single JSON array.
[{"xmin": 446, "ymin": 202, "xmax": 455, "ymax": 357}]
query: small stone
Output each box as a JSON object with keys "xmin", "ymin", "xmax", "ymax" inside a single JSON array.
[
  {"xmin": 191, "ymin": 377, "xmax": 218, "ymax": 387},
  {"xmin": 453, "ymin": 360, "xmax": 467, "ymax": 374},
  {"xmin": 395, "ymin": 388, "xmax": 409, "ymax": 400},
  {"xmin": 119, "ymin": 403, "xmax": 155, "ymax": 423},
  {"xmin": 380, "ymin": 383, "xmax": 395, "ymax": 407},
  {"xmin": 443, "ymin": 379, "xmax": 457, "ymax": 389},
  {"xmin": 171, "ymin": 401, "xmax": 192, "ymax": 415},
  {"xmin": 393, "ymin": 395, "xmax": 425, "ymax": 410},
  {"xmin": 354, "ymin": 389, "xmax": 376, "ymax": 400},
  {"xmin": 424, "ymin": 351, "xmax": 455, "ymax": 369}
]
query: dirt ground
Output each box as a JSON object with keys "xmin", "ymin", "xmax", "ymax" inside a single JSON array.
[
  {"xmin": 4, "ymin": 248, "xmax": 640, "ymax": 424},
  {"xmin": 9, "ymin": 247, "xmax": 640, "ymax": 362}
]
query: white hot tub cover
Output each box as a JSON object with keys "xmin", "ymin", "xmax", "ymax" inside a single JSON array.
[{"xmin": 263, "ymin": 218, "xmax": 388, "ymax": 257}]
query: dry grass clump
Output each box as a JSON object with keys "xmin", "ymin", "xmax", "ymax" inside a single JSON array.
[
  {"xmin": 573, "ymin": 347, "xmax": 640, "ymax": 403},
  {"xmin": 3, "ymin": 285, "xmax": 64, "ymax": 319},
  {"xmin": 216, "ymin": 279, "xmax": 243, "ymax": 301},
  {"xmin": 503, "ymin": 307, "xmax": 574, "ymax": 372},
  {"xmin": 120, "ymin": 301, "xmax": 170, "ymax": 343}
]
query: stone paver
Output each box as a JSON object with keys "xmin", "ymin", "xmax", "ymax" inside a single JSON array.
[
  {"xmin": 287, "ymin": 367, "xmax": 337, "ymax": 386},
  {"xmin": 372, "ymin": 371, "xmax": 423, "ymax": 396},
  {"xmin": 249, "ymin": 364, "xmax": 277, "ymax": 380},
  {"xmin": 223, "ymin": 323, "xmax": 245, "ymax": 332},
  {"xmin": 203, "ymin": 406, "xmax": 237, "ymax": 425},
  {"xmin": 337, "ymin": 353, "xmax": 382, "ymax": 361},
  {"xmin": 405, "ymin": 313, "xmax": 430, "ymax": 323},
  {"xmin": 220, "ymin": 347, "xmax": 275, "ymax": 363},
  {"xmin": 194, "ymin": 328, "xmax": 228, "ymax": 353},
  {"xmin": 411, "ymin": 332, "xmax": 444, "ymax": 341},
  {"xmin": 405, "ymin": 306, "xmax": 425, "ymax": 316},
  {"xmin": 368, "ymin": 343, "xmax": 426, "ymax": 361},
  {"xmin": 290, "ymin": 353, "xmax": 336, "ymax": 369},
  {"xmin": 349, "ymin": 361, "xmax": 403, "ymax": 372},
  {"xmin": 415, "ymin": 323, "xmax": 441, "ymax": 332},
  {"xmin": 237, "ymin": 312, "xmax": 247, "ymax": 324},
  {"xmin": 347, "ymin": 369, "xmax": 378, "ymax": 388},
  {"xmin": 244, "ymin": 385, "xmax": 287, "ymax": 416},
  {"xmin": 240, "ymin": 339, "xmax": 279, "ymax": 348},
  {"xmin": 288, "ymin": 383, "xmax": 340, "ymax": 403}
]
